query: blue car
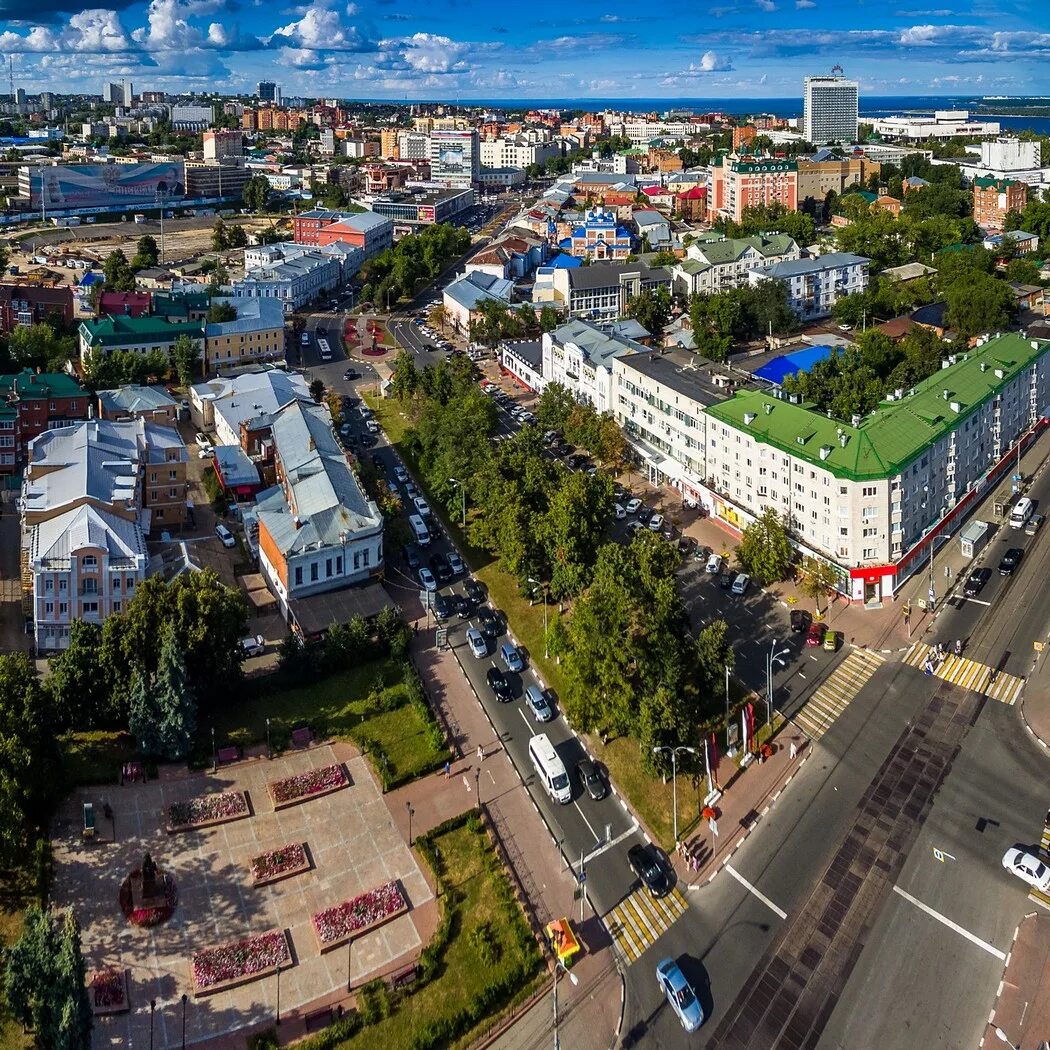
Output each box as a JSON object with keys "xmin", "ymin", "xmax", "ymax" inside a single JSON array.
[
  {"xmin": 500, "ymin": 641, "xmax": 525, "ymax": 673},
  {"xmin": 656, "ymin": 958, "xmax": 703, "ymax": 1033}
]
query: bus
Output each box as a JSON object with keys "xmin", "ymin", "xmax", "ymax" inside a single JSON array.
[{"xmin": 317, "ymin": 337, "xmax": 332, "ymax": 361}]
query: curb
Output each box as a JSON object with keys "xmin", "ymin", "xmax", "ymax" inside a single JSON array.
[
  {"xmin": 978, "ymin": 913, "xmax": 1036, "ymax": 1049},
  {"xmin": 1019, "ymin": 695, "xmax": 1050, "ymax": 752}
]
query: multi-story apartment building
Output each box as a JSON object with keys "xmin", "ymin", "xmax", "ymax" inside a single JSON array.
[
  {"xmin": 747, "ymin": 252, "xmax": 869, "ymax": 320},
  {"xmin": 541, "ymin": 319, "xmax": 647, "ymax": 415},
  {"xmin": 803, "ymin": 73, "xmax": 859, "ymax": 144},
  {"xmin": 22, "ymin": 418, "xmax": 187, "ymax": 649},
  {"xmin": 0, "ymin": 284, "xmax": 74, "ymax": 334},
  {"xmin": 379, "ymin": 129, "xmax": 399, "ymax": 159},
  {"xmin": 796, "ymin": 154, "xmax": 876, "ymax": 202},
  {"xmin": 672, "ymin": 233, "xmax": 800, "ymax": 298},
  {"xmin": 204, "ymin": 297, "xmax": 286, "ymax": 371},
  {"xmin": 429, "ymin": 129, "xmax": 480, "ymax": 189},
  {"xmin": 711, "ymin": 154, "xmax": 799, "ymax": 222},
  {"xmin": 255, "ymin": 399, "xmax": 384, "ymax": 624},
  {"xmin": 78, "ymin": 315, "xmax": 204, "ymax": 364},
  {"xmin": 704, "ymin": 333, "xmax": 1049, "ymax": 601},
  {"xmin": 479, "ymin": 136, "xmax": 560, "ymax": 170},
  {"xmin": 396, "ymin": 130, "xmax": 429, "ymax": 161},
  {"xmin": 293, "ymin": 209, "xmax": 394, "ymax": 259},
  {"xmin": 0, "ymin": 369, "xmax": 89, "ymax": 477},
  {"xmin": 532, "ymin": 260, "xmax": 673, "ymax": 320},
  {"xmin": 973, "ymin": 176, "xmax": 1027, "ymax": 231},
  {"xmin": 202, "ymin": 130, "xmax": 244, "ymax": 163}
]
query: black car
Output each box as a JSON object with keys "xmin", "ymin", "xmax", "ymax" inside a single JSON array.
[
  {"xmin": 719, "ymin": 569, "xmax": 734, "ymax": 589},
  {"xmin": 450, "ymin": 593, "xmax": 473, "ymax": 617},
  {"xmin": 486, "ymin": 666, "xmax": 513, "ymax": 702},
  {"xmin": 476, "ymin": 605, "xmax": 500, "ymax": 639},
  {"xmin": 370, "ymin": 452, "xmax": 383, "ymax": 469},
  {"xmin": 359, "ymin": 433, "xmax": 377, "ymax": 448},
  {"xmin": 343, "ymin": 368, "xmax": 360, "ymax": 381},
  {"xmin": 627, "ymin": 844, "xmax": 671, "ymax": 898},
  {"xmin": 964, "ymin": 568, "xmax": 991, "ymax": 597},
  {"xmin": 577, "ymin": 759, "xmax": 607, "ymax": 801},
  {"xmin": 464, "ymin": 578, "xmax": 485, "ymax": 605},
  {"xmin": 402, "ymin": 543, "xmax": 422, "ymax": 571},
  {"xmin": 429, "ymin": 555, "xmax": 452, "ymax": 584},
  {"xmin": 790, "ymin": 609, "xmax": 813, "ymax": 633},
  {"xmin": 999, "ymin": 548, "xmax": 1023, "ymax": 576},
  {"xmin": 432, "ymin": 593, "xmax": 451, "ymax": 621}
]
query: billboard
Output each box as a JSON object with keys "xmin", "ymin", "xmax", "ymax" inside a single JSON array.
[
  {"xmin": 417, "ymin": 205, "xmax": 436, "ymax": 223},
  {"xmin": 27, "ymin": 163, "xmax": 186, "ymax": 210}
]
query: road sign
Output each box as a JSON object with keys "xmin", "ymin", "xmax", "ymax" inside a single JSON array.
[
  {"xmin": 577, "ymin": 870, "xmax": 586, "ymax": 885},
  {"xmin": 435, "ymin": 627, "xmax": 448, "ymax": 649},
  {"xmin": 1035, "ymin": 640, "xmax": 1045, "ymax": 652},
  {"xmin": 928, "ymin": 587, "xmax": 936, "ymax": 605}
]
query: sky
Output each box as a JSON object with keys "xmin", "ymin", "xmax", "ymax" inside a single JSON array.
[{"xmin": 0, "ymin": 0, "xmax": 1047, "ymax": 101}]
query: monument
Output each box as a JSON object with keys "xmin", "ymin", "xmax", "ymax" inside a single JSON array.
[{"xmin": 120, "ymin": 851, "xmax": 178, "ymax": 927}]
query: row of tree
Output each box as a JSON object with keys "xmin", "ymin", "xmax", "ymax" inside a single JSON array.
[
  {"xmin": 359, "ymin": 223, "xmax": 472, "ymax": 311},
  {"xmin": 688, "ymin": 281, "xmax": 799, "ymax": 361}
]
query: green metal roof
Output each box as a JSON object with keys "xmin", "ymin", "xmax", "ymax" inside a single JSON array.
[
  {"xmin": 974, "ymin": 175, "xmax": 1021, "ymax": 191},
  {"xmin": 0, "ymin": 370, "xmax": 83, "ymax": 400},
  {"xmin": 79, "ymin": 315, "xmax": 205, "ymax": 349},
  {"xmin": 706, "ymin": 333, "xmax": 1049, "ymax": 482},
  {"xmin": 727, "ymin": 157, "xmax": 796, "ymax": 173},
  {"xmin": 688, "ymin": 234, "xmax": 797, "ymax": 266}
]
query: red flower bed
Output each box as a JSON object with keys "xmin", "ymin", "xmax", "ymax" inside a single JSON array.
[
  {"xmin": 89, "ymin": 968, "xmax": 128, "ymax": 1013},
  {"xmin": 168, "ymin": 791, "xmax": 248, "ymax": 829},
  {"xmin": 269, "ymin": 763, "xmax": 348, "ymax": 806},
  {"xmin": 192, "ymin": 930, "xmax": 290, "ymax": 993},
  {"xmin": 250, "ymin": 843, "xmax": 308, "ymax": 884},
  {"xmin": 312, "ymin": 881, "xmax": 407, "ymax": 949},
  {"xmin": 119, "ymin": 870, "xmax": 178, "ymax": 927}
]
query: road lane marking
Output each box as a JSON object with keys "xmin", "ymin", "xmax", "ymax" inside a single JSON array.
[
  {"xmin": 961, "ymin": 597, "xmax": 992, "ymax": 606},
  {"xmin": 582, "ymin": 824, "xmax": 638, "ymax": 864},
  {"xmin": 892, "ymin": 886, "xmax": 1005, "ymax": 959},
  {"xmin": 725, "ymin": 864, "xmax": 787, "ymax": 919},
  {"xmin": 573, "ymin": 799, "xmax": 600, "ymax": 843}
]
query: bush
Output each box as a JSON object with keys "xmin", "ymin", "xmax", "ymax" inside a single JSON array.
[
  {"xmin": 357, "ymin": 979, "xmax": 390, "ymax": 1026},
  {"xmin": 469, "ymin": 921, "xmax": 501, "ymax": 965},
  {"xmin": 200, "ymin": 465, "xmax": 228, "ymax": 512},
  {"xmin": 247, "ymin": 1030, "xmax": 280, "ymax": 1050}
]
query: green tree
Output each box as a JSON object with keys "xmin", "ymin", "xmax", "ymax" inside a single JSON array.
[
  {"xmin": 539, "ymin": 470, "xmax": 613, "ymax": 598},
  {"xmin": 943, "ymin": 271, "xmax": 1014, "ymax": 338},
  {"xmin": 46, "ymin": 620, "xmax": 116, "ymax": 730},
  {"xmin": 798, "ymin": 556, "xmax": 841, "ymax": 613},
  {"xmin": 625, "ymin": 286, "xmax": 671, "ymax": 336},
  {"xmin": 131, "ymin": 234, "xmax": 159, "ymax": 270},
  {"xmin": 1004, "ymin": 257, "xmax": 1041, "ymax": 285},
  {"xmin": 102, "ymin": 248, "xmax": 135, "ymax": 292},
  {"xmin": 170, "ymin": 333, "xmax": 200, "ymax": 385},
  {"xmin": 535, "ymin": 382, "xmax": 577, "ymax": 432},
  {"xmin": 206, "ymin": 301, "xmax": 237, "ymax": 323},
  {"xmin": 539, "ymin": 304, "xmax": 561, "ymax": 333},
  {"xmin": 737, "ymin": 508, "xmax": 793, "ymax": 583},
  {"xmin": 207, "ymin": 260, "xmax": 229, "ymax": 291},
  {"xmin": 54, "ymin": 910, "xmax": 92, "ymax": 1050},
  {"xmin": 309, "ymin": 377, "xmax": 326, "ymax": 403},
  {"xmin": 242, "ymin": 174, "xmax": 271, "ymax": 212},
  {"xmin": 211, "ymin": 218, "xmax": 229, "ymax": 251},
  {"xmin": 7, "ymin": 324, "xmax": 76, "ymax": 372},
  {"xmin": 128, "ymin": 624, "xmax": 196, "ymax": 760},
  {"xmin": 227, "ymin": 224, "xmax": 248, "ymax": 249},
  {"xmin": 389, "ymin": 350, "xmax": 419, "ymax": 402}
]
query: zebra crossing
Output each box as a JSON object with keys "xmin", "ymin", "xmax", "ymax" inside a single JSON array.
[
  {"xmin": 792, "ymin": 647, "xmax": 885, "ymax": 741},
  {"xmin": 604, "ymin": 885, "xmax": 688, "ymax": 966},
  {"xmin": 902, "ymin": 643, "xmax": 1024, "ymax": 705},
  {"xmin": 1030, "ymin": 820, "xmax": 1050, "ymax": 912}
]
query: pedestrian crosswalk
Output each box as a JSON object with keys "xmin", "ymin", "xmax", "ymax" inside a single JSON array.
[
  {"xmin": 604, "ymin": 885, "xmax": 688, "ymax": 966},
  {"xmin": 1030, "ymin": 821, "xmax": 1050, "ymax": 911},
  {"xmin": 902, "ymin": 643, "xmax": 1024, "ymax": 705},
  {"xmin": 792, "ymin": 648, "xmax": 885, "ymax": 741}
]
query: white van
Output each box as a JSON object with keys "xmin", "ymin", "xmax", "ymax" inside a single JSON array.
[
  {"xmin": 528, "ymin": 734, "xmax": 571, "ymax": 804},
  {"xmin": 408, "ymin": 513, "xmax": 431, "ymax": 547},
  {"xmin": 1009, "ymin": 496, "xmax": 1034, "ymax": 529}
]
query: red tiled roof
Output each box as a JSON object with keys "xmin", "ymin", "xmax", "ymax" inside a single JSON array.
[{"xmin": 677, "ymin": 186, "xmax": 707, "ymax": 200}]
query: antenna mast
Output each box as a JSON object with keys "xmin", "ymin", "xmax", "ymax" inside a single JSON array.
[{"xmin": 8, "ymin": 57, "xmax": 13, "ymax": 103}]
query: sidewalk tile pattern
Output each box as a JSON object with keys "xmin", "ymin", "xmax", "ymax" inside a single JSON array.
[
  {"xmin": 603, "ymin": 887, "xmax": 687, "ymax": 967},
  {"xmin": 1032, "ymin": 820, "xmax": 1050, "ymax": 912},
  {"xmin": 793, "ymin": 648, "xmax": 885, "ymax": 741},
  {"xmin": 902, "ymin": 643, "xmax": 1024, "ymax": 705}
]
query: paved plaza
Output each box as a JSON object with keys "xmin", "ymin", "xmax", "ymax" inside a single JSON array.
[{"xmin": 51, "ymin": 742, "xmax": 434, "ymax": 1049}]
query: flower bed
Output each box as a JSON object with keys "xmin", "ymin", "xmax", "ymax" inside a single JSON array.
[
  {"xmin": 167, "ymin": 790, "xmax": 249, "ymax": 832},
  {"xmin": 249, "ymin": 843, "xmax": 309, "ymax": 886},
  {"xmin": 312, "ymin": 880, "xmax": 408, "ymax": 953},
  {"xmin": 268, "ymin": 763, "xmax": 349, "ymax": 810},
  {"xmin": 119, "ymin": 870, "xmax": 178, "ymax": 927},
  {"xmin": 88, "ymin": 968, "xmax": 129, "ymax": 1015},
  {"xmin": 191, "ymin": 929, "xmax": 291, "ymax": 997}
]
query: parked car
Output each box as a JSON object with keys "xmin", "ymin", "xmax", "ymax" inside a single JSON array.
[
  {"xmin": 240, "ymin": 634, "xmax": 265, "ymax": 658},
  {"xmin": 628, "ymin": 844, "xmax": 671, "ymax": 898},
  {"xmin": 194, "ymin": 431, "xmax": 211, "ymax": 449},
  {"xmin": 656, "ymin": 958, "xmax": 704, "ymax": 1033},
  {"xmin": 432, "ymin": 593, "xmax": 451, "ymax": 621},
  {"xmin": 964, "ymin": 568, "xmax": 991, "ymax": 597},
  {"xmin": 402, "ymin": 543, "xmax": 422, "ymax": 570},
  {"xmin": 429, "ymin": 555, "xmax": 452, "ymax": 584},
  {"xmin": 394, "ymin": 465, "xmax": 409, "ymax": 484},
  {"xmin": 215, "ymin": 524, "xmax": 236, "ymax": 548},
  {"xmin": 806, "ymin": 621, "xmax": 825, "ymax": 647},
  {"xmin": 719, "ymin": 569, "xmax": 734, "ymax": 589},
  {"xmin": 466, "ymin": 627, "xmax": 487, "ymax": 659},
  {"xmin": 365, "ymin": 419, "xmax": 380, "ymax": 433},
  {"xmin": 999, "ymin": 548, "xmax": 1024, "ymax": 575},
  {"xmin": 524, "ymin": 683, "xmax": 553, "ymax": 722},
  {"xmin": 197, "ymin": 442, "xmax": 214, "ymax": 459},
  {"xmin": 418, "ymin": 567, "xmax": 437, "ymax": 592},
  {"xmin": 476, "ymin": 605, "xmax": 500, "ymax": 639},
  {"xmin": 731, "ymin": 573, "xmax": 750, "ymax": 595},
  {"xmin": 500, "ymin": 642, "xmax": 525, "ymax": 673},
  {"xmin": 447, "ymin": 552, "xmax": 465, "ymax": 576},
  {"xmin": 1002, "ymin": 846, "xmax": 1050, "ymax": 891},
  {"xmin": 486, "ymin": 666, "xmax": 513, "ymax": 703},
  {"xmin": 648, "ymin": 513, "xmax": 665, "ymax": 533},
  {"xmin": 823, "ymin": 629, "xmax": 840, "ymax": 652},
  {"xmin": 613, "ymin": 503, "xmax": 626, "ymax": 519},
  {"xmin": 790, "ymin": 609, "xmax": 812, "ymax": 633},
  {"xmin": 705, "ymin": 553, "xmax": 723, "ymax": 574},
  {"xmin": 464, "ymin": 578, "xmax": 485, "ymax": 605},
  {"xmin": 343, "ymin": 368, "xmax": 359, "ymax": 381},
  {"xmin": 576, "ymin": 758, "xmax": 607, "ymax": 800},
  {"xmin": 626, "ymin": 520, "xmax": 646, "ymax": 535},
  {"xmin": 1025, "ymin": 513, "xmax": 1044, "ymax": 536}
]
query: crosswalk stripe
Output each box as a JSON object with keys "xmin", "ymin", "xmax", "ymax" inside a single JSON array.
[
  {"xmin": 604, "ymin": 887, "xmax": 687, "ymax": 966},
  {"xmin": 792, "ymin": 649, "xmax": 884, "ymax": 741},
  {"xmin": 902, "ymin": 643, "xmax": 1023, "ymax": 705},
  {"xmin": 1030, "ymin": 887, "xmax": 1050, "ymax": 912}
]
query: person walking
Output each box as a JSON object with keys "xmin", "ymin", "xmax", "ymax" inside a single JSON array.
[
  {"xmin": 476, "ymin": 744, "xmax": 484, "ymax": 764},
  {"xmin": 443, "ymin": 759, "xmax": 451, "ymax": 780}
]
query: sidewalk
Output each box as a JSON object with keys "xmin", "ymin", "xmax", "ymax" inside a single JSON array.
[{"xmin": 982, "ymin": 913, "xmax": 1050, "ymax": 1050}]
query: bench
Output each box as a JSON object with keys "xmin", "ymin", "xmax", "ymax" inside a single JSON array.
[
  {"xmin": 390, "ymin": 965, "xmax": 417, "ymax": 990},
  {"xmin": 303, "ymin": 1006, "xmax": 334, "ymax": 1032},
  {"xmin": 217, "ymin": 746, "xmax": 240, "ymax": 765},
  {"xmin": 291, "ymin": 727, "xmax": 314, "ymax": 748}
]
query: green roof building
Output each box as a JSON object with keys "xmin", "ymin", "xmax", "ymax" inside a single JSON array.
[{"xmin": 78, "ymin": 315, "xmax": 205, "ymax": 360}]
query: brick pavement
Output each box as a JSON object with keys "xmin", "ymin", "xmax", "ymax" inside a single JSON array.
[{"xmin": 982, "ymin": 914, "xmax": 1050, "ymax": 1050}]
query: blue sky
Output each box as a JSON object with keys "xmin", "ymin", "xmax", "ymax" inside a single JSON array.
[{"xmin": 0, "ymin": 0, "xmax": 1047, "ymax": 100}]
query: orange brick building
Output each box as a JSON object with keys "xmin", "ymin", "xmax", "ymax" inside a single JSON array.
[{"xmin": 973, "ymin": 176, "xmax": 1027, "ymax": 230}]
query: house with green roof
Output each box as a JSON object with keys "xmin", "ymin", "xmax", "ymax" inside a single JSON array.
[
  {"xmin": 702, "ymin": 332, "xmax": 1050, "ymax": 602},
  {"xmin": 78, "ymin": 315, "xmax": 205, "ymax": 363},
  {"xmin": 672, "ymin": 233, "xmax": 800, "ymax": 297}
]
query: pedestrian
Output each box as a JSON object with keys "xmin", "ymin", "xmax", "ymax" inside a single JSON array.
[
  {"xmin": 789, "ymin": 740, "xmax": 797, "ymax": 760},
  {"xmin": 443, "ymin": 759, "xmax": 451, "ymax": 780},
  {"xmin": 476, "ymin": 744, "xmax": 484, "ymax": 764}
]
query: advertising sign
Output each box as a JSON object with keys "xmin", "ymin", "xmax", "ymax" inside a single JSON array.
[
  {"xmin": 29, "ymin": 163, "xmax": 186, "ymax": 210},
  {"xmin": 417, "ymin": 205, "xmax": 436, "ymax": 223}
]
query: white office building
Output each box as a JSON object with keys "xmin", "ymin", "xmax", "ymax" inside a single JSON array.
[
  {"xmin": 803, "ymin": 74, "xmax": 859, "ymax": 144},
  {"xmin": 747, "ymin": 253, "xmax": 869, "ymax": 320},
  {"xmin": 169, "ymin": 104, "xmax": 214, "ymax": 131},
  {"xmin": 235, "ymin": 244, "xmax": 357, "ymax": 312},
  {"xmin": 871, "ymin": 111, "xmax": 1000, "ymax": 141},
  {"xmin": 429, "ymin": 129, "xmax": 480, "ymax": 189},
  {"xmin": 480, "ymin": 136, "xmax": 560, "ymax": 170}
]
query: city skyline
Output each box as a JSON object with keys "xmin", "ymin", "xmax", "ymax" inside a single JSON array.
[{"xmin": 0, "ymin": 0, "xmax": 1046, "ymax": 101}]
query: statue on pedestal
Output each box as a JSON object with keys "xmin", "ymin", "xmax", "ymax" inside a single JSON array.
[{"xmin": 141, "ymin": 852, "xmax": 158, "ymax": 900}]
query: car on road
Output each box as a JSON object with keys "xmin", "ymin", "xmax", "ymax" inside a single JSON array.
[
  {"xmin": 823, "ymin": 629, "xmax": 840, "ymax": 652},
  {"xmin": 1001, "ymin": 846, "xmax": 1050, "ymax": 891},
  {"xmin": 656, "ymin": 958, "xmax": 704, "ymax": 1033},
  {"xmin": 359, "ymin": 433, "xmax": 377, "ymax": 448},
  {"xmin": 500, "ymin": 642, "xmax": 525, "ymax": 673},
  {"xmin": 648, "ymin": 513, "xmax": 665, "ymax": 532},
  {"xmin": 705, "ymin": 553, "xmax": 723, "ymax": 574},
  {"xmin": 432, "ymin": 593, "xmax": 451, "ymax": 621},
  {"xmin": 197, "ymin": 442, "xmax": 214, "ymax": 459},
  {"xmin": 999, "ymin": 548, "xmax": 1023, "ymax": 575},
  {"xmin": 1025, "ymin": 513, "xmax": 1044, "ymax": 536},
  {"xmin": 790, "ymin": 609, "xmax": 812, "ymax": 633},
  {"xmin": 964, "ymin": 568, "xmax": 991, "ymax": 597},
  {"xmin": 215, "ymin": 524, "xmax": 236, "ymax": 548},
  {"xmin": 365, "ymin": 419, "xmax": 380, "ymax": 433},
  {"xmin": 806, "ymin": 620, "xmax": 825, "ymax": 647},
  {"xmin": 626, "ymin": 520, "xmax": 646, "ymax": 535},
  {"xmin": 464, "ymin": 578, "xmax": 485, "ymax": 605},
  {"xmin": 486, "ymin": 666, "xmax": 513, "ymax": 703},
  {"xmin": 524, "ymin": 683, "xmax": 553, "ymax": 722},
  {"xmin": 476, "ymin": 605, "xmax": 500, "ymax": 639},
  {"xmin": 402, "ymin": 543, "xmax": 422, "ymax": 570},
  {"xmin": 731, "ymin": 573, "xmax": 750, "ymax": 595},
  {"xmin": 429, "ymin": 555, "xmax": 452, "ymax": 584},
  {"xmin": 195, "ymin": 431, "xmax": 211, "ymax": 449},
  {"xmin": 343, "ymin": 368, "xmax": 359, "ymax": 381},
  {"xmin": 576, "ymin": 758, "xmax": 607, "ymax": 800},
  {"xmin": 719, "ymin": 569, "xmax": 734, "ymax": 589},
  {"xmin": 240, "ymin": 634, "xmax": 265, "ymax": 658},
  {"xmin": 466, "ymin": 627, "xmax": 487, "ymax": 659},
  {"xmin": 394, "ymin": 465, "xmax": 409, "ymax": 484},
  {"xmin": 447, "ymin": 551, "xmax": 465, "ymax": 576},
  {"xmin": 414, "ymin": 496, "xmax": 431, "ymax": 518},
  {"xmin": 613, "ymin": 503, "xmax": 626, "ymax": 519},
  {"xmin": 628, "ymin": 844, "xmax": 671, "ymax": 898},
  {"xmin": 316, "ymin": 325, "xmax": 327, "ymax": 336},
  {"xmin": 358, "ymin": 405, "xmax": 374, "ymax": 420},
  {"xmin": 418, "ymin": 567, "xmax": 437, "ymax": 592}
]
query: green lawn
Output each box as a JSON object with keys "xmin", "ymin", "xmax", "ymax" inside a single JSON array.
[
  {"xmin": 61, "ymin": 731, "xmax": 140, "ymax": 788},
  {"xmin": 295, "ymin": 815, "xmax": 544, "ymax": 1050}
]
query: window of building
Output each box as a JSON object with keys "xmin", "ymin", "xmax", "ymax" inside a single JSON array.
[
  {"xmin": 862, "ymin": 547, "xmax": 876, "ymax": 559},
  {"xmin": 45, "ymin": 602, "xmax": 53, "ymax": 615},
  {"xmin": 294, "ymin": 566, "xmax": 303, "ymax": 586},
  {"xmin": 862, "ymin": 485, "xmax": 877, "ymax": 497},
  {"xmin": 83, "ymin": 601, "xmax": 99, "ymax": 614},
  {"xmin": 113, "ymin": 601, "xmax": 121, "ymax": 613},
  {"xmin": 839, "ymin": 526, "xmax": 849, "ymax": 536},
  {"xmin": 82, "ymin": 555, "xmax": 97, "ymax": 569},
  {"xmin": 310, "ymin": 563, "xmax": 319, "ymax": 582}
]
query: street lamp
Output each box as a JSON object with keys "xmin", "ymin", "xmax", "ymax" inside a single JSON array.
[
  {"xmin": 181, "ymin": 993, "xmax": 187, "ymax": 1050},
  {"xmin": 275, "ymin": 959, "xmax": 282, "ymax": 1024},
  {"xmin": 552, "ymin": 956, "xmax": 579, "ymax": 1050},
  {"xmin": 991, "ymin": 1028, "xmax": 1020, "ymax": 1049},
  {"xmin": 448, "ymin": 477, "xmax": 466, "ymax": 527},
  {"xmin": 406, "ymin": 801, "xmax": 414, "ymax": 846},
  {"xmin": 149, "ymin": 999, "xmax": 156, "ymax": 1050},
  {"xmin": 765, "ymin": 641, "xmax": 792, "ymax": 729},
  {"xmin": 651, "ymin": 745, "xmax": 697, "ymax": 846},
  {"xmin": 527, "ymin": 577, "xmax": 549, "ymax": 659},
  {"xmin": 211, "ymin": 726, "xmax": 216, "ymax": 773},
  {"xmin": 266, "ymin": 717, "xmax": 271, "ymax": 760}
]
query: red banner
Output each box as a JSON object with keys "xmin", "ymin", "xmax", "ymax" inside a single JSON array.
[
  {"xmin": 745, "ymin": 702, "xmax": 755, "ymax": 749},
  {"xmin": 708, "ymin": 732, "xmax": 720, "ymax": 772}
]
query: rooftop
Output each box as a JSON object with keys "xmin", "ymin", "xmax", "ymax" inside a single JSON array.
[
  {"xmin": 205, "ymin": 296, "xmax": 286, "ymax": 337},
  {"xmin": 444, "ymin": 271, "xmax": 515, "ymax": 311},
  {"xmin": 0, "ymin": 369, "xmax": 82, "ymax": 400},
  {"xmin": 749, "ymin": 252, "xmax": 869, "ymax": 279},
  {"xmin": 565, "ymin": 260, "xmax": 672, "ymax": 292},
  {"xmin": 686, "ymin": 233, "xmax": 798, "ymax": 267},
  {"xmin": 706, "ymin": 333, "xmax": 1049, "ymax": 481},
  {"xmin": 97, "ymin": 385, "xmax": 177, "ymax": 415},
  {"xmin": 618, "ymin": 349, "xmax": 739, "ymax": 408},
  {"xmin": 549, "ymin": 318, "xmax": 647, "ymax": 368},
  {"xmin": 79, "ymin": 314, "xmax": 204, "ymax": 348}
]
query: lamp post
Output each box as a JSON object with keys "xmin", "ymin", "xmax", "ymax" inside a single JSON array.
[
  {"xmin": 475, "ymin": 765, "xmax": 481, "ymax": 809},
  {"xmin": 724, "ymin": 659, "xmax": 732, "ymax": 750},
  {"xmin": 527, "ymin": 577, "xmax": 549, "ymax": 659},
  {"xmin": 266, "ymin": 717, "xmax": 272, "ymax": 760},
  {"xmin": 181, "ymin": 992, "xmax": 187, "ymax": 1050},
  {"xmin": 991, "ymin": 1027, "xmax": 1020, "ymax": 1049},
  {"xmin": 347, "ymin": 938, "xmax": 353, "ymax": 993},
  {"xmin": 406, "ymin": 801, "xmax": 414, "ymax": 846},
  {"xmin": 552, "ymin": 956, "xmax": 579, "ymax": 1050},
  {"xmin": 275, "ymin": 959, "xmax": 282, "ymax": 1024},
  {"xmin": 149, "ymin": 999, "xmax": 156, "ymax": 1050},
  {"xmin": 765, "ymin": 641, "xmax": 791, "ymax": 729},
  {"xmin": 448, "ymin": 477, "xmax": 466, "ymax": 527},
  {"xmin": 651, "ymin": 745, "xmax": 697, "ymax": 846}
]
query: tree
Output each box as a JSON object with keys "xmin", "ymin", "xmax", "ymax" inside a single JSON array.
[
  {"xmin": 211, "ymin": 217, "xmax": 229, "ymax": 251},
  {"xmin": 170, "ymin": 333, "xmax": 200, "ymax": 386},
  {"xmin": 1005, "ymin": 257, "xmax": 1041, "ymax": 285},
  {"xmin": 737, "ymin": 508, "xmax": 793, "ymax": 584},
  {"xmin": 943, "ymin": 271, "xmax": 1014, "ymax": 338},
  {"xmin": 389, "ymin": 350, "xmax": 419, "ymax": 402},
  {"xmin": 102, "ymin": 248, "xmax": 135, "ymax": 292},
  {"xmin": 207, "ymin": 260, "xmax": 229, "ymax": 291},
  {"xmin": 128, "ymin": 624, "xmax": 196, "ymax": 760},
  {"xmin": 625, "ymin": 286, "xmax": 671, "ymax": 336},
  {"xmin": 227, "ymin": 224, "xmax": 248, "ymax": 249},
  {"xmin": 46, "ymin": 620, "xmax": 115, "ymax": 730},
  {"xmin": 242, "ymin": 173, "xmax": 271, "ymax": 212},
  {"xmin": 539, "ymin": 304, "xmax": 561, "ymax": 333},
  {"xmin": 309, "ymin": 378, "xmax": 326, "ymax": 403},
  {"xmin": 798, "ymin": 557, "xmax": 840, "ymax": 613},
  {"xmin": 535, "ymin": 382, "xmax": 578, "ymax": 432},
  {"xmin": 7, "ymin": 324, "xmax": 77, "ymax": 372},
  {"xmin": 206, "ymin": 300, "xmax": 237, "ymax": 323},
  {"xmin": 539, "ymin": 470, "xmax": 613, "ymax": 598},
  {"xmin": 131, "ymin": 234, "xmax": 158, "ymax": 270}
]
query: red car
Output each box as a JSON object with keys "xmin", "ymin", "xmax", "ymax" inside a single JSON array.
[{"xmin": 806, "ymin": 621, "xmax": 825, "ymax": 647}]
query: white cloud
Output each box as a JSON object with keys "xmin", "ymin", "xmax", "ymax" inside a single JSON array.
[
  {"xmin": 698, "ymin": 50, "xmax": 732, "ymax": 71},
  {"xmin": 756, "ymin": 0, "xmax": 777, "ymax": 11},
  {"xmin": 0, "ymin": 9, "xmax": 129, "ymax": 53},
  {"xmin": 399, "ymin": 32, "xmax": 469, "ymax": 72},
  {"xmin": 796, "ymin": 0, "xmax": 816, "ymax": 8},
  {"xmin": 270, "ymin": 2, "xmax": 371, "ymax": 51}
]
